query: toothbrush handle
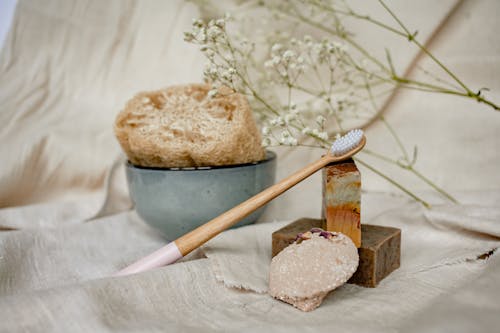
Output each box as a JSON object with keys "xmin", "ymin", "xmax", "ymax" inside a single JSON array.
[
  {"xmin": 115, "ymin": 154, "xmax": 332, "ymax": 276},
  {"xmin": 175, "ymin": 155, "xmax": 331, "ymax": 257},
  {"xmin": 114, "ymin": 241, "xmax": 182, "ymax": 276}
]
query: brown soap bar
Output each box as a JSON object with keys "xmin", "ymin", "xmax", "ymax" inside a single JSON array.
[
  {"xmin": 322, "ymin": 158, "xmax": 361, "ymax": 247},
  {"xmin": 350, "ymin": 224, "xmax": 401, "ymax": 287},
  {"xmin": 271, "ymin": 218, "xmax": 401, "ymax": 288},
  {"xmin": 271, "ymin": 218, "xmax": 324, "ymax": 257}
]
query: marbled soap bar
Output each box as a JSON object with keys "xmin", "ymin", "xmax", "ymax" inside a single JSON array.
[
  {"xmin": 322, "ymin": 158, "xmax": 361, "ymax": 247},
  {"xmin": 271, "ymin": 218, "xmax": 401, "ymax": 287}
]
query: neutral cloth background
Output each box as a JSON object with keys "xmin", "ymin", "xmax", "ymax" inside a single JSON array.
[{"xmin": 0, "ymin": 0, "xmax": 499, "ymax": 332}]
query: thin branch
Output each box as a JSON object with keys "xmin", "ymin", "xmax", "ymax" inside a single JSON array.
[
  {"xmin": 361, "ymin": 149, "xmax": 459, "ymax": 204},
  {"xmin": 354, "ymin": 157, "xmax": 431, "ymax": 208}
]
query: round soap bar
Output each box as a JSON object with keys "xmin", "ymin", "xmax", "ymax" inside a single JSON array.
[{"xmin": 268, "ymin": 229, "xmax": 359, "ymax": 311}]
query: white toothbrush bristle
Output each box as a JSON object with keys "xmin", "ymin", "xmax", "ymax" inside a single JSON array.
[{"xmin": 330, "ymin": 129, "xmax": 364, "ymax": 156}]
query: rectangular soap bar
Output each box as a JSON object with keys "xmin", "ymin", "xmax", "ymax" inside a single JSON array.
[
  {"xmin": 322, "ymin": 158, "xmax": 361, "ymax": 247},
  {"xmin": 271, "ymin": 218, "xmax": 324, "ymax": 257},
  {"xmin": 350, "ymin": 224, "xmax": 401, "ymax": 287},
  {"xmin": 271, "ymin": 218, "xmax": 401, "ymax": 287}
]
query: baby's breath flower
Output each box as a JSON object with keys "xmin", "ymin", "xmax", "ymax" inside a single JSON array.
[
  {"xmin": 215, "ymin": 19, "xmax": 225, "ymax": 28},
  {"xmin": 205, "ymin": 49, "xmax": 214, "ymax": 58},
  {"xmin": 198, "ymin": 31, "xmax": 206, "ymax": 42},
  {"xmin": 282, "ymin": 50, "xmax": 296, "ymax": 61},
  {"xmin": 209, "ymin": 66, "xmax": 218, "ymax": 75},
  {"xmin": 208, "ymin": 89, "xmax": 218, "ymax": 98},
  {"xmin": 192, "ymin": 19, "xmax": 203, "ymax": 28},
  {"xmin": 221, "ymin": 70, "xmax": 233, "ymax": 80},
  {"xmin": 317, "ymin": 131, "xmax": 329, "ymax": 141},
  {"xmin": 279, "ymin": 131, "xmax": 298, "ymax": 146},
  {"xmin": 262, "ymin": 137, "xmax": 271, "ymax": 147},
  {"xmin": 207, "ymin": 26, "xmax": 222, "ymax": 39},
  {"xmin": 327, "ymin": 43, "xmax": 335, "ymax": 54},
  {"xmin": 184, "ymin": 32, "xmax": 195, "ymax": 42},
  {"xmin": 312, "ymin": 42, "xmax": 327, "ymax": 63},
  {"xmin": 288, "ymin": 137, "xmax": 298, "ymax": 146},
  {"xmin": 271, "ymin": 43, "xmax": 283, "ymax": 53},
  {"xmin": 301, "ymin": 127, "xmax": 313, "ymax": 135},
  {"xmin": 270, "ymin": 116, "xmax": 285, "ymax": 126},
  {"xmin": 262, "ymin": 126, "xmax": 270, "ymax": 135},
  {"xmin": 316, "ymin": 115, "xmax": 326, "ymax": 125}
]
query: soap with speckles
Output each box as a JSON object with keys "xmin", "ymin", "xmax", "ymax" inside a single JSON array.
[
  {"xmin": 269, "ymin": 230, "xmax": 359, "ymax": 311},
  {"xmin": 272, "ymin": 218, "xmax": 401, "ymax": 288}
]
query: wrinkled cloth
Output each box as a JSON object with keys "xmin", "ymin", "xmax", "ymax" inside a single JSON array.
[
  {"xmin": 1, "ymin": 192, "xmax": 499, "ymax": 333},
  {"xmin": 1, "ymin": 0, "xmax": 500, "ymax": 332}
]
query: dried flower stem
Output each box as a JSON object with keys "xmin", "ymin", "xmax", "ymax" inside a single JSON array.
[
  {"xmin": 364, "ymin": 80, "xmax": 458, "ymax": 204},
  {"xmin": 183, "ymin": 1, "xmax": 495, "ymax": 206},
  {"xmin": 354, "ymin": 157, "xmax": 432, "ymax": 209},
  {"xmin": 361, "ymin": 149, "xmax": 458, "ymax": 204},
  {"xmin": 314, "ymin": 0, "xmax": 500, "ymax": 110}
]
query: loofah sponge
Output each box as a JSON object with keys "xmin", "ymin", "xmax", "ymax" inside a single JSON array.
[{"xmin": 114, "ymin": 83, "xmax": 266, "ymax": 168}]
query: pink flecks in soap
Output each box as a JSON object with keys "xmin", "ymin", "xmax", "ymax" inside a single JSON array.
[{"xmin": 269, "ymin": 230, "xmax": 359, "ymax": 312}]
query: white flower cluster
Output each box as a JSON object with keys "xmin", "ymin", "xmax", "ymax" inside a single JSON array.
[
  {"xmin": 185, "ymin": 15, "xmax": 247, "ymax": 97},
  {"xmin": 185, "ymin": 16, "xmax": 354, "ymax": 148},
  {"xmin": 301, "ymin": 127, "xmax": 329, "ymax": 141},
  {"xmin": 264, "ymin": 43, "xmax": 307, "ymax": 84},
  {"xmin": 279, "ymin": 131, "xmax": 298, "ymax": 146},
  {"xmin": 264, "ymin": 36, "xmax": 347, "ymax": 77},
  {"xmin": 261, "ymin": 110, "xmax": 300, "ymax": 147},
  {"xmin": 304, "ymin": 35, "xmax": 348, "ymax": 64},
  {"xmin": 184, "ymin": 16, "xmax": 229, "ymax": 44},
  {"xmin": 258, "ymin": 36, "xmax": 351, "ymax": 144}
]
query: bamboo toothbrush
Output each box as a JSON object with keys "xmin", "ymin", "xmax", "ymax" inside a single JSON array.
[{"xmin": 115, "ymin": 129, "xmax": 366, "ymax": 276}]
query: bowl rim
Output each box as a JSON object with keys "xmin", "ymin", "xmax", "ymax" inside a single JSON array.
[{"xmin": 126, "ymin": 150, "xmax": 276, "ymax": 171}]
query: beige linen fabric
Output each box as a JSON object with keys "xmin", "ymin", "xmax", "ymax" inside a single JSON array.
[
  {"xmin": 0, "ymin": 0, "xmax": 204, "ymax": 210},
  {"xmin": 403, "ymin": 253, "xmax": 500, "ymax": 333},
  {"xmin": 0, "ymin": 192, "xmax": 499, "ymax": 332},
  {"xmin": 1, "ymin": 0, "xmax": 500, "ymax": 332}
]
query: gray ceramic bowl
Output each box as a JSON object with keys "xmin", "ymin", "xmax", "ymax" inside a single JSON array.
[{"xmin": 126, "ymin": 151, "xmax": 277, "ymax": 240}]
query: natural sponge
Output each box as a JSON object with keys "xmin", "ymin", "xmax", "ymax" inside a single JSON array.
[{"xmin": 114, "ymin": 84, "xmax": 266, "ymax": 168}]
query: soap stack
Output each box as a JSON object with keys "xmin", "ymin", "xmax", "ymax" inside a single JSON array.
[{"xmin": 272, "ymin": 159, "xmax": 401, "ymax": 288}]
